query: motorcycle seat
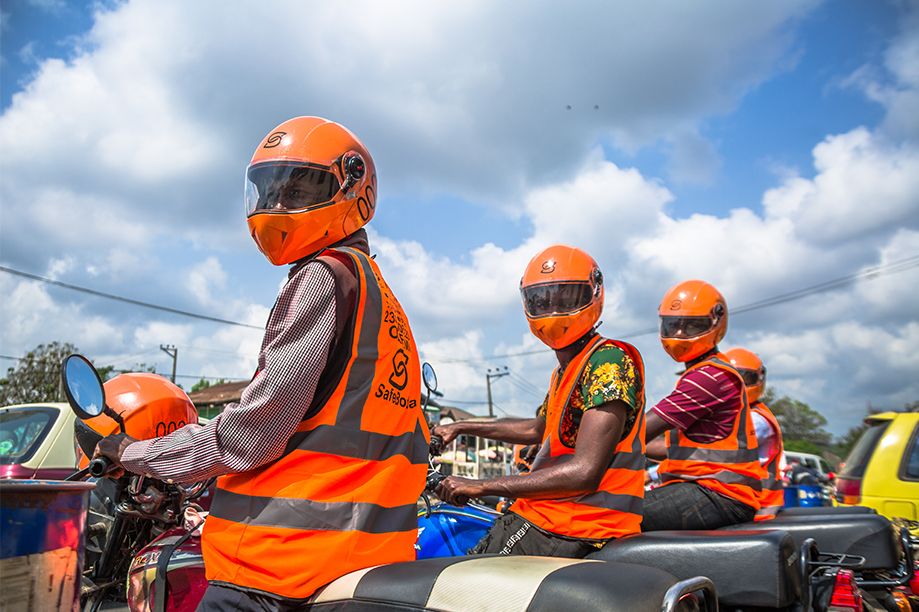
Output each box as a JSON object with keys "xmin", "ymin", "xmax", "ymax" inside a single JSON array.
[
  {"xmin": 721, "ymin": 513, "xmax": 898, "ymax": 570},
  {"xmin": 587, "ymin": 529, "xmax": 801, "ymax": 609},
  {"xmin": 309, "ymin": 555, "xmax": 685, "ymax": 611},
  {"xmin": 779, "ymin": 505, "xmax": 876, "ymax": 516}
]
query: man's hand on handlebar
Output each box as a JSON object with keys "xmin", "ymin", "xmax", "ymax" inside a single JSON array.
[
  {"xmin": 93, "ymin": 433, "xmax": 137, "ymax": 478},
  {"xmin": 435, "ymin": 475, "xmax": 484, "ymax": 506},
  {"xmin": 431, "ymin": 423, "xmax": 460, "ymax": 447}
]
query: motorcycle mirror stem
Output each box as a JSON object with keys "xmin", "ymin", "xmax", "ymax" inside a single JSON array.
[
  {"xmin": 422, "ymin": 362, "xmax": 437, "ymax": 412},
  {"xmin": 61, "ymin": 353, "xmax": 126, "ymax": 434}
]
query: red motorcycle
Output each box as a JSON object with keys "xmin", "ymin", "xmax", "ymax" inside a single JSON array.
[{"xmin": 63, "ymin": 354, "xmax": 211, "ymax": 612}]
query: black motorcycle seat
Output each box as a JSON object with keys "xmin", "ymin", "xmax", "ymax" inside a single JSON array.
[
  {"xmin": 308, "ymin": 555, "xmax": 683, "ymax": 611},
  {"xmin": 721, "ymin": 513, "xmax": 898, "ymax": 570},
  {"xmin": 779, "ymin": 505, "xmax": 876, "ymax": 516},
  {"xmin": 588, "ymin": 529, "xmax": 801, "ymax": 609}
]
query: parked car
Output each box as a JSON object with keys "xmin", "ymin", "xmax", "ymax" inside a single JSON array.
[
  {"xmin": 0, "ymin": 402, "xmax": 78, "ymax": 479},
  {"xmin": 784, "ymin": 450, "xmax": 832, "ymax": 479},
  {"xmin": 836, "ymin": 411, "xmax": 919, "ymax": 530}
]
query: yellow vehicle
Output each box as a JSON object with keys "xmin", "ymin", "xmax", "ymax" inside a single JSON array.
[{"xmin": 836, "ymin": 411, "xmax": 919, "ymax": 531}]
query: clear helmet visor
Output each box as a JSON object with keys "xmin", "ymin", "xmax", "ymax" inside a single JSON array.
[
  {"xmin": 522, "ymin": 282, "xmax": 594, "ymax": 318},
  {"xmin": 659, "ymin": 315, "xmax": 714, "ymax": 339},
  {"xmin": 245, "ymin": 162, "xmax": 341, "ymax": 216}
]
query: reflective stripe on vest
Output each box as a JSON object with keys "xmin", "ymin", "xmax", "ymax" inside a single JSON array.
[
  {"xmin": 658, "ymin": 354, "xmax": 766, "ymax": 510},
  {"xmin": 513, "ymin": 336, "xmax": 646, "ymax": 540},
  {"xmin": 202, "ymin": 246, "xmax": 429, "ymax": 600},
  {"xmin": 752, "ymin": 401, "xmax": 785, "ymax": 520}
]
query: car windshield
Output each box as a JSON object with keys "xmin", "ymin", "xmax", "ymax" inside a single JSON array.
[{"xmin": 0, "ymin": 407, "xmax": 58, "ymax": 464}]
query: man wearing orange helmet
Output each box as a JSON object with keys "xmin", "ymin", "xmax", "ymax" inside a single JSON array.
[
  {"xmin": 93, "ymin": 117, "xmax": 430, "ymax": 607},
  {"xmin": 725, "ymin": 347, "xmax": 785, "ymax": 521},
  {"xmin": 432, "ymin": 245, "xmax": 646, "ymax": 557},
  {"xmin": 642, "ymin": 280, "xmax": 766, "ymax": 531}
]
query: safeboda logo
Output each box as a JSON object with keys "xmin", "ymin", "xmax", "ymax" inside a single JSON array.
[{"xmin": 389, "ymin": 349, "xmax": 409, "ymax": 391}]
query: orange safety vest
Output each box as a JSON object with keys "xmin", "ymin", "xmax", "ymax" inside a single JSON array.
[
  {"xmin": 752, "ymin": 401, "xmax": 785, "ymax": 521},
  {"xmin": 201, "ymin": 246, "xmax": 430, "ymax": 600},
  {"xmin": 513, "ymin": 335, "xmax": 646, "ymax": 540},
  {"xmin": 657, "ymin": 354, "xmax": 765, "ymax": 510}
]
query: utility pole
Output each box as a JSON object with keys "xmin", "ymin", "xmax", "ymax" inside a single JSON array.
[
  {"xmin": 485, "ymin": 366, "xmax": 509, "ymax": 418},
  {"xmin": 160, "ymin": 344, "xmax": 178, "ymax": 383}
]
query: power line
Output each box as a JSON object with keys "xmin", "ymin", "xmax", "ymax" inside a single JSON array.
[
  {"xmin": 431, "ymin": 254, "xmax": 919, "ymax": 364},
  {"xmin": 0, "ymin": 265, "xmax": 263, "ymax": 330},
  {"xmin": 507, "ymin": 370, "xmax": 544, "ymax": 395}
]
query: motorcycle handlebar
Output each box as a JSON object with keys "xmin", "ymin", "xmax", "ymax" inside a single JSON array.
[
  {"xmin": 425, "ymin": 470, "xmax": 445, "ymax": 492},
  {"xmin": 430, "ymin": 434, "xmax": 444, "ymax": 456},
  {"xmin": 89, "ymin": 457, "xmax": 112, "ymax": 478}
]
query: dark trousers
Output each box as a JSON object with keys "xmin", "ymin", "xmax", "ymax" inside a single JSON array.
[
  {"xmin": 641, "ymin": 482, "xmax": 756, "ymax": 531},
  {"xmin": 470, "ymin": 512, "xmax": 601, "ymax": 558},
  {"xmin": 197, "ymin": 583, "xmax": 310, "ymax": 612}
]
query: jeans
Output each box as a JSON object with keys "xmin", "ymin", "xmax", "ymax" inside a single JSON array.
[
  {"xmin": 641, "ymin": 482, "xmax": 756, "ymax": 531},
  {"xmin": 470, "ymin": 512, "xmax": 601, "ymax": 558},
  {"xmin": 197, "ymin": 583, "xmax": 309, "ymax": 611}
]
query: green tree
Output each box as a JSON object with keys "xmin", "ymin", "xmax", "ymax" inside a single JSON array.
[
  {"xmin": 761, "ymin": 387, "xmax": 833, "ymax": 449},
  {"xmin": 190, "ymin": 378, "xmax": 225, "ymax": 394},
  {"xmin": 0, "ymin": 342, "xmax": 78, "ymax": 405}
]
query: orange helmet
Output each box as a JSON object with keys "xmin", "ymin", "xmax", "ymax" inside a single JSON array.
[
  {"xmin": 74, "ymin": 373, "xmax": 198, "ymax": 468},
  {"xmin": 724, "ymin": 347, "xmax": 766, "ymax": 404},
  {"xmin": 520, "ymin": 245, "xmax": 604, "ymax": 350},
  {"xmin": 658, "ymin": 280, "xmax": 727, "ymax": 363},
  {"xmin": 245, "ymin": 116, "xmax": 377, "ymax": 265}
]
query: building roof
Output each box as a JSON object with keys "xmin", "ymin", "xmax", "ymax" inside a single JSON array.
[
  {"xmin": 188, "ymin": 380, "xmax": 248, "ymax": 406},
  {"xmin": 188, "ymin": 383, "xmax": 484, "ymax": 421}
]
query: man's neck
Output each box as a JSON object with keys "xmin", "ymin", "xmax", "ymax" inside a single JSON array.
[
  {"xmin": 288, "ymin": 228, "xmax": 370, "ymax": 278},
  {"xmin": 685, "ymin": 346, "xmax": 719, "ymax": 370},
  {"xmin": 554, "ymin": 330, "xmax": 598, "ymax": 370}
]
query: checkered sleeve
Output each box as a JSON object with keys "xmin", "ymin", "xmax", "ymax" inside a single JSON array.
[{"xmin": 121, "ymin": 262, "xmax": 337, "ymax": 483}]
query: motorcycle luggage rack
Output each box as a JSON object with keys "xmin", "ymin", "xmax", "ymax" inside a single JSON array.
[
  {"xmin": 661, "ymin": 576, "xmax": 719, "ymax": 612},
  {"xmin": 853, "ymin": 527, "xmax": 915, "ymax": 588}
]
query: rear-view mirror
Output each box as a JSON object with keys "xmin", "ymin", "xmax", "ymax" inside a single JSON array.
[
  {"xmin": 422, "ymin": 362, "xmax": 438, "ymax": 394},
  {"xmin": 62, "ymin": 354, "xmax": 106, "ymax": 420}
]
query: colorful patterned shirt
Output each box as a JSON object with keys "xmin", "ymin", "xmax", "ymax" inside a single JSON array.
[{"xmin": 537, "ymin": 343, "xmax": 643, "ymax": 448}]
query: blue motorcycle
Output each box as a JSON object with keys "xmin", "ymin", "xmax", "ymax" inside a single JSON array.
[{"xmin": 416, "ymin": 501, "xmax": 499, "ymax": 558}]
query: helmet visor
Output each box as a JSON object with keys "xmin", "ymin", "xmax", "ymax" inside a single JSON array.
[
  {"xmin": 738, "ymin": 367, "xmax": 765, "ymax": 388},
  {"xmin": 659, "ymin": 316, "xmax": 714, "ymax": 339},
  {"xmin": 246, "ymin": 162, "xmax": 341, "ymax": 215},
  {"xmin": 522, "ymin": 282, "xmax": 594, "ymax": 318}
]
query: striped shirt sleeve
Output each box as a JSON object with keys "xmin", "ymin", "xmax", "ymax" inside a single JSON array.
[
  {"xmin": 121, "ymin": 261, "xmax": 337, "ymax": 483},
  {"xmin": 651, "ymin": 364, "xmax": 741, "ymax": 441}
]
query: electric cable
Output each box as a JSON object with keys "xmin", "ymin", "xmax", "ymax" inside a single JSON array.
[{"xmin": 0, "ymin": 265, "xmax": 263, "ymax": 330}]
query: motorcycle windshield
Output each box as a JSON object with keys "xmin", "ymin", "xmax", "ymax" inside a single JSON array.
[{"xmin": 245, "ymin": 161, "xmax": 341, "ymax": 215}]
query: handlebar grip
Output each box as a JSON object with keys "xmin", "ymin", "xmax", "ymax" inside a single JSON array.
[
  {"xmin": 89, "ymin": 457, "xmax": 112, "ymax": 478},
  {"xmin": 430, "ymin": 435, "xmax": 444, "ymax": 456},
  {"xmin": 425, "ymin": 470, "xmax": 446, "ymax": 492}
]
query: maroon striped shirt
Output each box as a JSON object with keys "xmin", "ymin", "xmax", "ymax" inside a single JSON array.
[{"xmin": 651, "ymin": 364, "xmax": 743, "ymax": 443}]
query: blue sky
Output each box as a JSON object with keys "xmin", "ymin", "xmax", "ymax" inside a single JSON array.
[{"xmin": 1, "ymin": 0, "xmax": 917, "ymax": 433}]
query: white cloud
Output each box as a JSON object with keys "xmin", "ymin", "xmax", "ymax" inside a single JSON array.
[{"xmin": 2, "ymin": 0, "xmax": 917, "ymax": 435}]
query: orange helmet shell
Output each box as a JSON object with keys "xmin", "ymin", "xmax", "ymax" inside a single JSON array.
[
  {"xmin": 520, "ymin": 245, "xmax": 604, "ymax": 350},
  {"xmin": 658, "ymin": 280, "xmax": 728, "ymax": 362},
  {"xmin": 246, "ymin": 116, "xmax": 377, "ymax": 265},
  {"xmin": 724, "ymin": 347, "xmax": 766, "ymax": 404},
  {"xmin": 76, "ymin": 373, "xmax": 198, "ymax": 468}
]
